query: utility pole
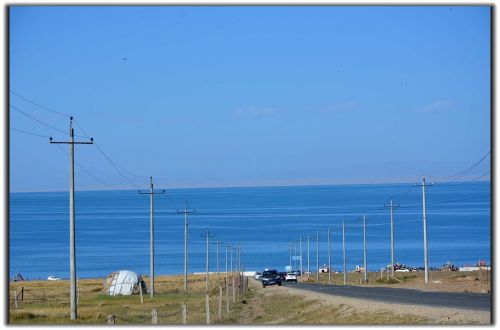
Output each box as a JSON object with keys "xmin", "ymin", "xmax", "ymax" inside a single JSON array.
[
  {"xmin": 230, "ymin": 246, "xmax": 234, "ymax": 275},
  {"xmin": 316, "ymin": 232, "xmax": 319, "ymax": 284},
  {"xmin": 225, "ymin": 244, "xmax": 230, "ymax": 313},
  {"xmin": 225, "ymin": 245, "xmax": 229, "ymax": 281},
  {"xmin": 307, "ymin": 235, "xmax": 310, "ymax": 273},
  {"xmin": 328, "ymin": 227, "xmax": 331, "ymax": 284},
  {"xmin": 294, "ymin": 240, "xmax": 297, "ymax": 271},
  {"xmin": 49, "ymin": 117, "xmax": 93, "ymax": 320},
  {"xmin": 417, "ymin": 177, "xmax": 433, "ymax": 284},
  {"xmin": 299, "ymin": 237, "xmax": 303, "ymax": 275},
  {"xmin": 216, "ymin": 240, "xmax": 221, "ymax": 283},
  {"xmin": 237, "ymin": 244, "xmax": 241, "ymax": 275},
  {"xmin": 138, "ymin": 177, "xmax": 165, "ymax": 298},
  {"xmin": 363, "ymin": 212, "xmax": 367, "ymax": 283},
  {"xmin": 385, "ymin": 198, "xmax": 399, "ymax": 277},
  {"xmin": 289, "ymin": 242, "xmax": 292, "ymax": 271},
  {"xmin": 201, "ymin": 229, "xmax": 215, "ymax": 291},
  {"xmin": 343, "ymin": 221, "xmax": 347, "ymax": 285},
  {"xmin": 177, "ymin": 202, "xmax": 195, "ymax": 292}
]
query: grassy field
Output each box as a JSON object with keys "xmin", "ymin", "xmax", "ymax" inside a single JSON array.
[
  {"xmin": 9, "ymin": 270, "xmax": 490, "ymax": 324},
  {"xmin": 9, "ymin": 273, "xmax": 244, "ymax": 324}
]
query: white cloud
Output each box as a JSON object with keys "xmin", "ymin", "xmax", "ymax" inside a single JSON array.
[
  {"xmin": 232, "ymin": 106, "xmax": 283, "ymax": 117},
  {"xmin": 415, "ymin": 100, "xmax": 454, "ymax": 112}
]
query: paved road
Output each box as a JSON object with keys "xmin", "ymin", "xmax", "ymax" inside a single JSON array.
[{"xmin": 282, "ymin": 282, "xmax": 491, "ymax": 311}]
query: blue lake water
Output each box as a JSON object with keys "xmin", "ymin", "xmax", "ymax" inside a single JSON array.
[{"xmin": 9, "ymin": 182, "xmax": 490, "ymax": 280}]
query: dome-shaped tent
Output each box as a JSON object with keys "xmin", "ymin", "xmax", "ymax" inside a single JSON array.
[{"xmin": 104, "ymin": 270, "xmax": 147, "ymax": 296}]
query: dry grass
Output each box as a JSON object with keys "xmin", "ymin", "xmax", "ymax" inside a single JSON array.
[
  {"xmin": 9, "ymin": 273, "xmax": 242, "ymax": 325},
  {"xmin": 221, "ymin": 285, "xmax": 428, "ymax": 325},
  {"xmin": 302, "ymin": 270, "xmax": 491, "ymax": 293},
  {"xmin": 9, "ymin": 271, "xmax": 490, "ymax": 325}
]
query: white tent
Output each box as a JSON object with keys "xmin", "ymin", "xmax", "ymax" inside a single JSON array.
[{"xmin": 104, "ymin": 270, "xmax": 147, "ymax": 296}]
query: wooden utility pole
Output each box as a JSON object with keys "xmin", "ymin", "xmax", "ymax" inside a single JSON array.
[
  {"xmin": 385, "ymin": 198, "xmax": 399, "ymax": 277},
  {"xmin": 177, "ymin": 202, "xmax": 195, "ymax": 292},
  {"xmin": 50, "ymin": 117, "xmax": 93, "ymax": 320},
  {"xmin": 139, "ymin": 177, "xmax": 165, "ymax": 298}
]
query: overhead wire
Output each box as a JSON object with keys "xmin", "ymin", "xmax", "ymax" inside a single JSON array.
[
  {"xmin": 10, "ymin": 104, "xmax": 70, "ymax": 136},
  {"xmin": 428, "ymin": 151, "xmax": 490, "ymax": 183},
  {"xmin": 11, "ymin": 127, "xmax": 51, "ymax": 138},
  {"xmin": 93, "ymin": 143, "xmax": 142, "ymax": 189},
  {"xmin": 55, "ymin": 144, "xmax": 117, "ymax": 190},
  {"xmin": 10, "ymin": 91, "xmax": 491, "ymax": 245},
  {"xmin": 10, "ymin": 90, "xmax": 71, "ymax": 117}
]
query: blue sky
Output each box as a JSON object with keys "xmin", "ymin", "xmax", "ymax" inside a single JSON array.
[{"xmin": 9, "ymin": 5, "xmax": 491, "ymax": 192}]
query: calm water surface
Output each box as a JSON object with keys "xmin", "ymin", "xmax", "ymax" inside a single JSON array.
[{"xmin": 9, "ymin": 182, "xmax": 490, "ymax": 279}]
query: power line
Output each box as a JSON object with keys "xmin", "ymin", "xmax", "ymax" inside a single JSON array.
[
  {"xmin": 10, "ymin": 90, "xmax": 71, "ymax": 117},
  {"xmin": 73, "ymin": 119, "xmax": 150, "ymax": 181},
  {"xmin": 10, "ymin": 104, "xmax": 69, "ymax": 135},
  {"xmin": 11, "ymin": 127, "xmax": 51, "ymax": 138},
  {"xmin": 428, "ymin": 151, "xmax": 490, "ymax": 182},
  {"xmin": 94, "ymin": 143, "xmax": 141, "ymax": 189},
  {"xmin": 56, "ymin": 144, "xmax": 116, "ymax": 190}
]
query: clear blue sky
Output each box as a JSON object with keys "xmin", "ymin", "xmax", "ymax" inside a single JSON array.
[{"xmin": 9, "ymin": 5, "xmax": 491, "ymax": 192}]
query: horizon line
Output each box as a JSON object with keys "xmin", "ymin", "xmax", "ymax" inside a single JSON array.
[{"xmin": 9, "ymin": 179, "xmax": 491, "ymax": 194}]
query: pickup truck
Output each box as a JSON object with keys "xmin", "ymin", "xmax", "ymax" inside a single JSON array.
[{"xmin": 261, "ymin": 269, "xmax": 282, "ymax": 288}]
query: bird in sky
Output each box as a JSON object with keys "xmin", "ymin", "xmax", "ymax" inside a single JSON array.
[{"xmin": 122, "ymin": 56, "xmax": 127, "ymax": 61}]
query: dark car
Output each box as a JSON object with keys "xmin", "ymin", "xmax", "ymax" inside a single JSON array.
[
  {"xmin": 262, "ymin": 269, "xmax": 282, "ymax": 288},
  {"xmin": 278, "ymin": 272, "xmax": 287, "ymax": 281}
]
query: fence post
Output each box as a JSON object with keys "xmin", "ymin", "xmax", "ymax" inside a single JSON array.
[
  {"xmin": 139, "ymin": 283, "xmax": 144, "ymax": 304},
  {"xmin": 246, "ymin": 277, "xmax": 249, "ymax": 293},
  {"xmin": 181, "ymin": 303, "xmax": 187, "ymax": 324},
  {"xmin": 107, "ymin": 315, "xmax": 115, "ymax": 324},
  {"xmin": 218, "ymin": 286, "xmax": 222, "ymax": 320},
  {"xmin": 205, "ymin": 293, "xmax": 210, "ymax": 324},
  {"xmin": 152, "ymin": 308, "xmax": 158, "ymax": 324},
  {"xmin": 232, "ymin": 278, "xmax": 236, "ymax": 303},
  {"xmin": 21, "ymin": 287, "xmax": 24, "ymax": 301},
  {"xmin": 13, "ymin": 289, "xmax": 18, "ymax": 309}
]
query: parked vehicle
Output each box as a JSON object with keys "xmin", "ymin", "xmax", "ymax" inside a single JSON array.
[
  {"xmin": 254, "ymin": 272, "xmax": 262, "ymax": 280},
  {"xmin": 262, "ymin": 270, "xmax": 282, "ymax": 288},
  {"xmin": 285, "ymin": 273, "xmax": 297, "ymax": 282},
  {"xmin": 47, "ymin": 275, "xmax": 62, "ymax": 281},
  {"xmin": 278, "ymin": 272, "xmax": 287, "ymax": 281},
  {"xmin": 292, "ymin": 270, "xmax": 302, "ymax": 276}
]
